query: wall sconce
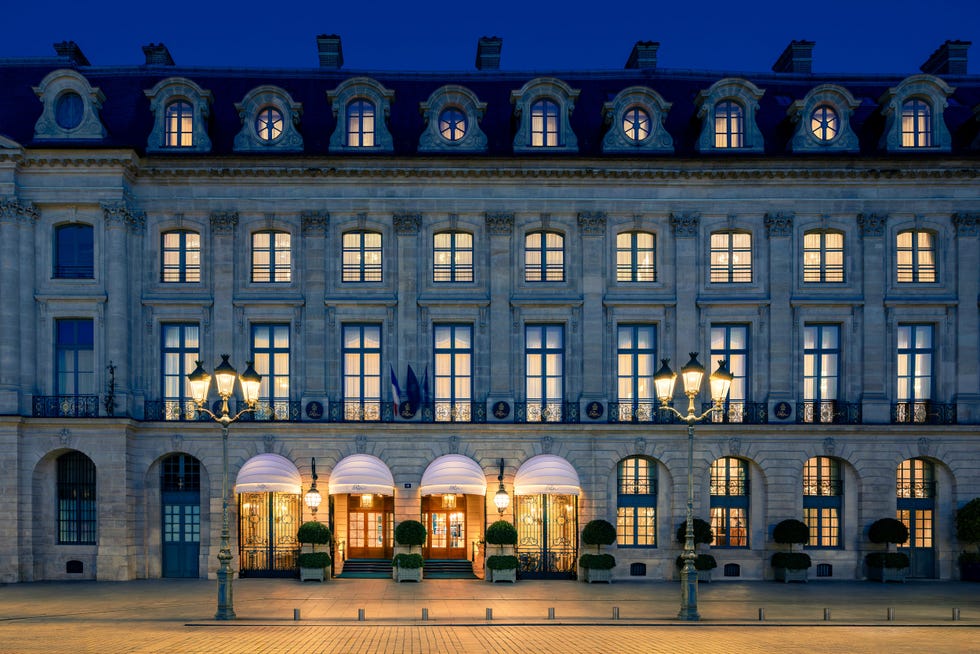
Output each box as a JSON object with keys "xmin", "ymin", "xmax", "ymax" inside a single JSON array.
[
  {"xmin": 304, "ymin": 457, "xmax": 322, "ymax": 518},
  {"xmin": 493, "ymin": 458, "xmax": 510, "ymax": 514}
]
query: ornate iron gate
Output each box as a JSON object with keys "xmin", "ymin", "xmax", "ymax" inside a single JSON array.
[
  {"xmin": 238, "ymin": 492, "xmax": 300, "ymax": 577},
  {"xmin": 515, "ymin": 493, "xmax": 578, "ymax": 578}
]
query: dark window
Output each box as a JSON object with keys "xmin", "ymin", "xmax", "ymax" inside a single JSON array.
[
  {"xmin": 55, "ymin": 92, "xmax": 84, "ymax": 130},
  {"xmin": 54, "ymin": 224, "xmax": 94, "ymax": 279},
  {"xmin": 56, "ymin": 319, "xmax": 94, "ymax": 395},
  {"xmin": 57, "ymin": 451, "xmax": 96, "ymax": 544}
]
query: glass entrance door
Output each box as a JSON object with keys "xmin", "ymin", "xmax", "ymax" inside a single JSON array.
[
  {"xmin": 347, "ymin": 494, "xmax": 393, "ymax": 559},
  {"xmin": 515, "ymin": 493, "xmax": 578, "ymax": 578},
  {"xmin": 422, "ymin": 495, "xmax": 467, "ymax": 559},
  {"xmin": 161, "ymin": 454, "xmax": 201, "ymax": 578},
  {"xmin": 897, "ymin": 458, "xmax": 936, "ymax": 578},
  {"xmin": 238, "ymin": 492, "xmax": 301, "ymax": 577}
]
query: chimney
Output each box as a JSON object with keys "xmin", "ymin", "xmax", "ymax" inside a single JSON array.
[
  {"xmin": 772, "ymin": 40, "xmax": 815, "ymax": 74},
  {"xmin": 920, "ymin": 40, "xmax": 970, "ymax": 75},
  {"xmin": 625, "ymin": 41, "xmax": 659, "ymax": 70},
  {"xmin": 316, "ymin": 34, "xmax": 344, "ymax": 69},
  {"xmin": 53, "ymin": 41, "xmax": 90, "ymax": 66},
  {"xmin": 476, "ymin": 36, "xmax": 502, "ymax": 71},
  {"xmin": 142, "ymin": 43, "xmax": 175, "ymax": 66}
]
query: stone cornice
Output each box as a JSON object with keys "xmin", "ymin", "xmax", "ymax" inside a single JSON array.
[{"xmin": 18, "ymin": 150, "xmax": 140, "ymax": 174}]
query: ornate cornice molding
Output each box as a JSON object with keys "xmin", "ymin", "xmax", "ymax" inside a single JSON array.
[
  {"xmin": 0, "ymin": 197, "xmax": 39, "ymax": 223},
  {"xmin": 392, "ymin": 213, "xmax": 422, "ymax": 235},
  {"xmin": 669, "ymin": 212, "xmax": 700, "ymax": 237},
  {"xmin": 19, "ymin": 151, "xmax": 140, "ymax": 173},
  {"xmin": 952, "ymin": 212, "xmax": 979, "ymax": 236},
  {"xmin": 764, "ymin": 212, "xmax": 794, "ymax": 238},
  {"xmin": 301, "ymin": 211, "xmax": 329, "ymax": 235},
  {"xmin": 577, "ymin": 211, "xmax": 607, "ymax": 237},
  {"xmin": 101, "ymin": 201, "xmax": 145, "ymax": 231},
  {"xmin": 857, "ymin": 212, "xmax": 888, "ymax": 237},
  {"xmin": 485, "ymin": 212, "xmax": 514, "ymax": 235},
  {"xmin": 210, "ymin": 211, "xmax": 239, "ymax": 235}
]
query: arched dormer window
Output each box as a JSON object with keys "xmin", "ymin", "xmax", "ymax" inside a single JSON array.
[
  {"xmin": 145, "ymin": 77, "xmax": 213, "ymax": 153},
  {"xmin": 419, "ymin": 85, "xmax": 488, "ymax": 152},
  {"xmin": 878, "ymin": 74, "xmax": 953, "ymax": 152},
  {"xmin": 788, "ymin": 84, "xmax": 860, "ymax": 152},
  {"xmin": 602, "ymin": 86, "xmax": 673, "ymax": 153},
  {"xmin": 327, "ymin": 77, "xmax": 395, "ymax": 153},
  {"xmin": 234, "ymin": 85, "xmax": 303, "ymax": 152},
  {"xmin": 695, "ymin": 78, "xmax": 765, "ymax": 153},
  {"xmin": 33, "ymin": 69, "xmax": 107, "ymax": 140},
  {"xmin": 511, "ymin": 78, "xmax": 580, "ymax": 153}
]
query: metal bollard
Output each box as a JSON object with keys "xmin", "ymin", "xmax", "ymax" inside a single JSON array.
[
  {"xmin": 612, "ymin": 606, "xmax": 620, "ymax": 620},
  {"xmin": 548, "ymin": 607, "xmax": 555, "ymax": 620},
  {"xmin": 293, "ymin": 608, "xmax": 301, "ymax": 621},
  {"xmin": 486, "ymin": 608, "xmax": 493, "ymax": 621},
  {"xmin": 824, "ymin": 608, "xmax": 831, "ymax": 621},
  {"xmin": 358, "ymin": 608, "xmax": 365, "ymax": 621},
  {"xmin": 758, "ymin": 607, "xmax": 765, "ymax": 621},
  {"xmin": 953, "ymin": 608, "xmax": 961, "ymax": 621},
  {"xmin": 887, "ymin": 607, "xmax": 895, "ymax": 621},
  {"xmin": 422, "ymin": 608, "xmax": 429, "ymax": 621}
]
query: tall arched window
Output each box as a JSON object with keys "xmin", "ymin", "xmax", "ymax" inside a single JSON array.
[
  {"xmin": 617, "ymin": 457, "xmax": 657, "ymax": 547},
  {"xmin": 901, "ymin": 99, "xmax": 933, "ymax": 148},
  {"xmin": 530, "ymin": 99, "xmax": 560, "ymax": 147},
  {"xmin": 57, "ymin": 451, "xmax": 96, "ymax": 544},
  {"xmin": 347, "ymin": 99, "xmax": 376, "ymax": 147},
  {"xmin": 165, "ymin": 100, "xmax": 194, "ymax": 147},
  {"xmin": 710, "ymin": 457, "xmax": 748, "ymax": 547},
  {"xmin": 803, "ymin": 457, "xmax": 842, "ymax": 547}
]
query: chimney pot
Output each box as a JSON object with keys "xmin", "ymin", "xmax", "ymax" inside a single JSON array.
[
  {"xmin": 53, "ymin": 41, "xmax": 90, "ymax": 66},
  {"xmin": 142, "ymin": 43, "xmax": 175, "ymax": 66},
  {"xmin": 920, "ymin": 40, "xmax": 970, "ymax": 75},
  {"xmin": 625, "ymin": 41, "xmax": 659, "ymax": 70},
  {"xmin": 316, "ymin": 34, "xmax": 344, "ymax": 69},
  {"xmin": 772, "ymin": 40, "xmax": 815, "ymax": 74},
  {"xmin": 476, "ymin": 36, "xmax": 502, "ymax": 71}
]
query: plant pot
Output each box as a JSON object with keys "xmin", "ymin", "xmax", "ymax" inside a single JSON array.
[
  {"xmin": 394, "ymin": 565, "xmax": 423, "ymax": 582},
  {"xmin": 960, "ymin": 561, "xmax": 980, "ymax": 582},
  {"xmin": 774, "ymin": 567, "xmax": 808, "ymax": 583},
  {"xmin": 488, "ymin": 567, "xmax": 517, "ymax": 583},
  {"xmin": 299, "ymin": 566, "xmax": 327, "ymax": 582},
  {"xmin": 697, "ymin": 570, "xmax": 712, "ymax": 583},
  {"xmin": 867, "ymin": 566, "xmax": 907, "ymax": 583},
  {"xmin": 583, "ymin": 567, "xmax": 612, "ymax": 583}
]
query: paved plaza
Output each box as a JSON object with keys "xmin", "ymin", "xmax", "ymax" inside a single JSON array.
[{"xmin": 1, "ymin": 577, "xmax": 979, "ymax": 653}]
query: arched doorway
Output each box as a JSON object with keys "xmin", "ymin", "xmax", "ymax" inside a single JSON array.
[
  {"xmin": 419, "ymin": 454, "xmax": 487, "ymax": 560},
  {"xmin": 328, "ymin": 454, "xmax": 395, "ymax": 561},
  {"xmin": 897, "ymin": 457, "xmax": 936, "ymax": 578},
  {"xmin": 234, "ymin": 453, "xmax": 302, "ymax": 577},
  {"xmin": 513, "ymin": 454, "xmax": 580, "ymax": 579},
  {"xmin": 161, "ymin": 454, "xmax": 201, "ymax": 578}
]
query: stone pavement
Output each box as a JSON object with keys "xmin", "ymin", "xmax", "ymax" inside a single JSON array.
[{"xmin": 1, "ymin": 578, "xmax": 979, "ymax": 653}]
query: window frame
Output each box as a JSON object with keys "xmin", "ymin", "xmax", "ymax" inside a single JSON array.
[
  {"xmin": 709, "ymin": 231, "xmax": 752, "ymax": 283},
  {"xmin": 165, "ymin": 100, "xmax": 195, "ymax": 148},
  {"xmin": 250, "ymin": 230, "xmax": 292, "ymax": 283},
  {"xmin": 803, "ymin": 457, "xmax": 842, "ymax": 548},
  {"xmin": 616, "ymin": 231, "xmax": 656, "ymax": 282},
  {"xmin": 803, "ymin": 324, "xmax": 840, "ymax": 421},
  {"xmin": 530, "ymin": 99, "xmax": 560, "ymax": 147},
  {"xmin": 342, "ymin": 230, "xmax": 383, "ymax": 283},
  {"xmin": 710, "ymin": 324, "xmax": 749, "ymax": 421},
  {"xmin": 57, "ymin": 451, "xmax": 97, "ymax": 545},
  {"xmin": 432, "ymin": 231, "xmax": 474, "ymax": 283},
  {"xmin": 161, "ymin": 323, "xmax": 200, "ymax": 413},
  {"xmin": 56, "ymin": 318, "xmax": 94, "ymax": 396},
  {"xmin": 713, "ymin": 100, "xmax": 745, "ymax": 149},
  {"xmin": 901, "ymin": 98, "xmax": 933, "ymax": 148},
  {"xmin": 54, "ymin": 223, "xmax": 94, "ymax": 280},
  {"xmin": 346, "ymin": 99, "xmax": 376, "ymax": 148},
  {"xmin": 433, "ymin": 324, "xmax": 473, "ymax": 422},
  {"xmin": 803, "ymin": 230, "xmax": 845, "ymax": 283},
  {"xmin": 524, "ymin": 231, "xmax": 565, "ymax": 282},
  {"xmin": 342, "ymin": 324, "xmax": 383, "ymax": 421},
  {"xmin": 616, "ymin": 324, "xmax": 656, "ymax": 421},
  {"xmin": 896, "ymin": 229, "xmax": 937, "ymax": 283},
  {"xmin": 524, "ymin": 324, "xmax": 564, "ymax": 422},
  {"xmin": 251, "ymin": 324, "xmax": 291, "ymax": 416},
  {"xmin": 161, "ymin": 230, "xmax": 201, "ymax": 283},
  {"xmin": 616, "ymin": 457, "xmax": 657, "ymax": 548},
  {"xmin": 896, "ymin": 324, "xmax": 934, "ymax": 406},
  {"xmin": 709, "ymin": 457, "xmax": 749, "ymax": 548}
]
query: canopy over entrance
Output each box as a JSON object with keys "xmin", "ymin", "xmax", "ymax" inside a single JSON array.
[
  {"xmin": 234, "ymin": 453, "xmax": 302, "ymax": 494},
  {"xmin": 328, "ymin": 454, "xmax": 394, "ymax": 495},
  {"xmin": 513, "ymin": 454, "xmax": 581, "ymax": 495},
  {"xmin": 419, "ymin": 454, "xmax": 487, "ymax": 495}
]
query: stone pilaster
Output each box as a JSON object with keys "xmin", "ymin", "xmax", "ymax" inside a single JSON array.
[
  {"xmin": 765, "ymin": 213, "xmax": 794, "ymax": 414},
  {"xmin": 102, "ymin": 202, "xmax": 143, "ymax": 416},
  {"xmin": 393, "ymin": 213, "xmax": 421, "ymax": 392},
  {"xmin": 301, "ymin": 212, "xmax": 329, "ymax": 398},
  {"xmin": 485, "ymin": 213, "xmax": 514, "ymax": 403},
  {"xmin": 578, "ymin": 212, "xmax": 606, "ymax": 401},
  {"xmin": 669, "ymin": 213, "xmax": 700, "ymax": 363},
  {"xmin": 0, "ymin": 200, "xmax": 28, "ymax": 413},
  {"xmin": 857, "ymin": 213, "xmax": 889, "ymax": 422},
  {"xmin": 209, "ymin": 212, "xmax": 238, "ymax": 364},
  {"xmin": 953, "ymin": 213, "xmax": 980, "ymax": 421}
]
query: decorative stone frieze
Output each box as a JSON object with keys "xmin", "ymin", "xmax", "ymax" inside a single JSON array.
[
  {"xmin": 210, "ymin": 211, "xmax": 239, "ymax": 235},
  {"xmin": 301, "ymin": 212, "xmax": 330, "ymax": 235},
  {"xmin": 577, "ymin": 212, "xmax": 606, "ymax": 237},
  {"xmin": 33, "ymin": 69, "xmax": 107, "ymax": 141},
  {"xmin": 764, "ymin": 212, "xmax": 794, "ymax": 238},
  {"xmin": 0, "ymin": 197, "xmax": 38, "ymax": 222},
  {"xmin": 669, "ymin": 213, "xmax": 700, "ymax": 237},
  {"xmin": 857, "ymin": 212, "xmax": 888, "ymax": 237},
  {"xmin": 392, "ymin": 213, "xmax": 422, "ymax": 235},
  {"xmin": 485, "ymin": 212, "xmax": 514, "ymax": 235},
  {"xmin": 952, "ymin": 212, "xmax": 979, "ymax": 236},
  {"xmin": 102, "ymin": 202, "xmax": 145, "ymax": 231}
]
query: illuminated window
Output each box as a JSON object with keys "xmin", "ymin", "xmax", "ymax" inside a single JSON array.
[
  {"xmin": 714, "ymin": 101, "xmax": 744, "ymax": 148},
  {"xmin": 54, "ymin": 224, "xmax": 94, "ymax": 279},
  {"xmin": 433, "ymin": 231, "xmax": 473, "ymax": 282},
  {"xmin": 161, "ymin": 230, "xmax": 201, "ymax": 283},
  {"xmin": 343, "ymin": 324, "xmax": 382, "ymax": 421},
  {"xmin": 810, "ymin": 105, "xmax": 839, "ymax": 142},
  {"xmin": 434, "ymin": 324, "xmax": 472, "ymax": 422},
  {"xmin": 803, "ymin": 457, "xmax": 842, "ymax": 547},
  {"xmin": 251, "ymin": 231, "xmax": 291, "ymax": 283},
  {"xmin": 525, "ymin": 325, "xmax": 564, "ymax": 422},
  {"xmin": 255, "ymin": 106, "xmax": 284, "ymax": 143},
  {"xmin": 897, "ymin": 458, "xmax": 935, "ymax": 553},
  {"xmin": 617, "ymin": 457, "xmax": 657, "ymax": 547},
  {"xmin": 55, "ymin": 92, "xmax": 84, "ymax": 130},
  {"xmin": 710, "ymin": 457, "xmax": 748, "ymax": 548},
  {"xmin": 616, "ymin": 231, "xmax": 655, "ymax": 282},
  {"xmin": 622, "ymin": 106, "xmax": 651, "ymax": 142},
  {"xmin": 901, "ymin": 99, "xmax": 933, "ymax": 148},
  {"xmin": 530, "ymin": 99, "xmax": 559, "ymax": 147},
  {"xmin": 710, "ymin": 232, "xmax": 752, "ymax": 283},
  {"xmin": 896, "ymin": 324, "xmax": 933, "ymax": 422},
  {"xmin": 896, "ymin": 230, "xmax": 936, "ymax": 283},
  {"xmin": 343, "ymin": 231, "xmax": 383, "ymax": 282},
  {"xmin": 802, "ymin": 325, "xmax": 840, "ymax": 423},
  {"xmin": 524, "ymin": 231, "xmax": 564, "ymax": 282},
  {"xmin": 165, "ymin": 100, "xmax": 194, "ymax": 147},
  {"xmin": 803, "ymin": 231, "xmax": 844, "ymax": 282},
  {"xmin": 162, "ymin": 323, "xmax": 199, "ymax": 420},
  {"xmin": 616, "ymin": 325, "xmax": 656, "ymax": 422},
  {"xmin": 252, "ymin": 324, "xmax": 290, "ymax": 419},
  {"xmin": 347, "ymin": 100, "xmax": 376, "ymax": 147},
  {"xmin": 438, "ymin": 108, "xmax": 467, "ymax": 142},
  {"xmin": 57, "ymin": 452, "xmax": 96, "ymax": 544},
  {"xmin": 710, "ymin": 325, "xmax": 748, "ymax": 423}
]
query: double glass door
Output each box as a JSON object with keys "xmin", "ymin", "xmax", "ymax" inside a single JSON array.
[
  {"xmin": 422, "ymin": 496, "xmax": 466, "ymax": 560},
  {"xmin": 347, "ymin": 494, "xmax": 393, "ymax": 559},
  {"xmin": 515, "ymin": 494, "xmax": 578, "ymax": 578},
  {"xmin": 238, "ymin": 492, "xmax": 301, "ymax": 577}
]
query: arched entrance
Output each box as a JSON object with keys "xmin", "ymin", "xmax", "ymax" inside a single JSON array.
[
  {"xmin": 329, "ymin": 454, "xmax": 395, "ymax": 561},
  {"xmin": 419, "ymin": 454, "xmax": 487, "ymax": 560},
  {"xmin": 514, "ymin": 454, "xmax": 580, "ymax": 579},
  {"xmin": 897, "ymin": 457, "xmax": 936, "ymax": 578},
  {"xmin": 161, "ymin": 454, "xmax": 201, "ymax": 578},
  {"xmin": 234, "ymin": 453, "xmax": 302, "ymax": 577}
]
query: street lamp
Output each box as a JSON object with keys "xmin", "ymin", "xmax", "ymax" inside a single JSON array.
[
  {"xmin": 188, "ymin": 354, "xmax": 261, "ymax": 621},
  {"xmin": 304, "ymin": 458, "xmax": 322, "ymax": 518},
  {"xmin": 654, "ymin": 352, "xmax": 732, "ymax": 621},
  {"xmin": 493, "ymin": 458, "xmax": 510, "ymax": 514}
]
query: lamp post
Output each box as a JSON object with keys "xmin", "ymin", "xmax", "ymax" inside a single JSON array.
[
  {"xmin": 493, "ymin": 458, "xmax": 510, "ymax": 515},
  {"xmin": 304, "ymin": 458, "xmax": 322, "ymax": 519},
  {"xmin": 188, "ymin": 354, "xmax": 261, "ymax": 621},
  {"xmin": 654, "ymin": 352, "xmax": 732, "ymax": 621}
]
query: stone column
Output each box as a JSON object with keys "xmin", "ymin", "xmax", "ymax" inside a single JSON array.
[
  {"xmin": 102, "ymin": 203, "xmax": 142, "ymax": 417},
  {"xmin": 301, "ymin": 213, "xmax": 329, "ymax": 400},
  {"xmin": 857, "ymin": 213, "xmax": 889, "ymax": 422},
  {"xmin": 0, "ymin": 421, "xmax": 19, "ymax": 581},
  {"xmin": 393, "ymin": 214, "xmax": 422, "ymax": 391},
  {"xmin": 485, "ymin": 213, "xmax": 514, "ymax": 410},
  {"xmin": 953, "ymin": 213, "xmax": 980, "ymax": 422},
  {"xmin": 0, "ymin": 200, "xmax": 26, "ymax": 413},
  {"xmin": 577, "ymin": 212, "xmax": 606, "ymax": 403},
  {"xmin": 765, "ymin": 213, "xmax": 794, "ymax": 414},
  {"xmin": 669, "ymin": 214, "xmax": 701, "ymax": 363},
  {"xmin": 19, "ymin": 204, "xmax": 37, "ymax": 416},
  {"xmin": 209, "ymin": 212, "xmax": 238, "ymax": 363}
]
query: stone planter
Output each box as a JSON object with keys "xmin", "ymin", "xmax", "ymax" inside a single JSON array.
[
  {"xmin": 393, "ymin": 565, "xmax": 423, "ymax": 582},
  {"xmin": 697, "ymin": 570, "xmax": 712, "ymax": 583},
  {"xmin": 583, "ymin": 567, "xmax": 612, "ymax": 583},
  {"xmin": 867, "ymin": 566, "xmax": 907, "ymax": 583},
  {"xmin": 960, "ymin": 562, "xmax": 980, "ymax": 582},
  {"xmin": 299, "ymin": 566, "xmax": 327, "ymax": 582},
  {"xmin": 774, "ymin": 567, "xmax": 808, "ymax": 583},
  {"xmin": 488, "ymin": 567, "xmax": 517, "ymax": 583}
]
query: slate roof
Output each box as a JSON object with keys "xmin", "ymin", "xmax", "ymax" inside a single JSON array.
[{"xmin": 1, "ymin": 58, "xmax": 978, "ymax": 157}]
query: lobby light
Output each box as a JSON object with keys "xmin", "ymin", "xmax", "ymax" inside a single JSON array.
[
  {"xmin": 304, "ymin": 458, "xmax": 322, "ymax": 518},
  {"xmin": 493, "ymin": 458, "xmax": 510, "ymax": 514}
]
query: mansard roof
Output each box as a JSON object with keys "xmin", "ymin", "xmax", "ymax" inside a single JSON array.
[{"xmin": 1, "ymin": 58, "xmax": 978, "ymax": 157}]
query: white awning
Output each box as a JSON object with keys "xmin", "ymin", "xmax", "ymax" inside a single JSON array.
[
  {"xmin": 513, "ymin": 454, "xmax": 581, "ymax": 496},
  {"xmin": 234, "ymin": 453, "xmax": 302, "ymax": 494},
  {"xmin": 328, "ymin": 454, "xmax": 394, "ymax": 496},
  {"xmin": 420, "ymin": 454, "xmax": 487, "ymax": 496}
]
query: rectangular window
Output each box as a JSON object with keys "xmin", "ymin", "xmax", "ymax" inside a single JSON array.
[
  {"xmin": 803, "ymin": 231, "xmax": 844, "ymax": 283},
  {"xmin": 252, "ymin": 324, "xmax": 290, "ymax": 419},
  {"xmin": 710, "ymin": 325, "xmax": 748, "ymax": 422},
  {"xmin": 54, "ymin": 224, "xmax": 94, "ymax": 279},
  {"xmin": 433, "ymin": 232, "xmax": 474, "ymax": 283},
  {"xmin": 162, "ymin": 324, "xmax": 200, "ymax": 420},
  {"xmin": 617, "ymin": 457, "xmax": 657, "ymax": 547},
  {"xmin": 803, "ymin": 325, "xmax": 840, "ymax": 423},
  {"xmin": 616, "ymin": 325, "xmax": 656, "ymax": 422},
  {"xmin": 896, "ymin": 230, "xmax": 936, "ymax": 283},
  {"xmin": 896, "ymin": 324, "xmax": 933, "ymax": 422},
  {"xmin": 710, "ymin": 232, "xmax": 752, "ymax": 283},
  {"xmin": 901, "ymin": 100, "xmax": 932, "ymax": 148},
  {"xmin": 56, "ymin": 319, "xmax": 94, "ymax": 395},
  {"xmin": 525, "ymin": 324, "xmax": 564, "ymax": 422},
  {"xmin": 343, "ymin": 231, "xmax": 383, "ymax": 282},
  {"xmin": 616, "ymin": 232, "xmax": 656, "ymax": 282},
  {"xmin": 434, "ymin": 324, "xmax": 472, "ymax": 422},
  {"xmin": 251, "ymin": 231, "xmax": 291, "ymax": 283},
  {"xmin": 161, "ymin": 231, "xmax": 201, "ymax": 283},
  {"xmin": 803, "ymin": 457, "xmax": 842, "ymax": 548},
  {"xmin": 524, "ymin": 232, "xmax": 564, "ymax": 282},
  {"xmin": 57, "ymin": 452, "xmax": 96, "ymax": 544},
  {"xmin": 343, "ymin": 324, "xmax": 382, "ymax": 421},
  {"xmin": 710, "ymin": 457, "xmax": 749, "ymax": 548}
]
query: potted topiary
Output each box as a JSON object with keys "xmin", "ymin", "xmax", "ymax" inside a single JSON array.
[
  {"xmin": 865, "ymin": 518, "xmax": 910, "ymax": 582},
  {"xmin": 675, "ymin": 518, "xmax": 716, "ymax": 582},
  {"xmin": 484, "ymin": 520, "xmax": 519, "ymax": 583},
  {"xmin": 296, "ymin": 521, "xmax": 332, "ymax": 582},
  {"xmin": 771, "ymin": 519, "xmax": 811, "ymax": 583},
  {"xmin": 392, "ymin": 519, "xmax": 427, "ymax": 582},
  {"xmin": 579, "ymin": 519, "xmax": 617, "ymax": 583},
  {"xmin": 956, "ymin": 498, "xmax": 980, "ymax": 581}
]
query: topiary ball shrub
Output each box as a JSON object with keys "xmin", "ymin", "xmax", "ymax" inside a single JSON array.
[
  {"xmin": 297, "ymin": 521, "xmax": 331, "ymax": 546},
  {"xmin": 771, "ymin": 552, "xmax": 812, "ymax": 570},
  {"xmin": 298, "ymin": 552, "xmax": 331, "ymax": 569},
  {"xmin": 579, "ymin": 553, "xmax": 616, "ymax": 570},
  {"xmin": 773, "ymin": 519, "xmax": 809, "ymax": 545},
  {"xmin": 485, "ymin": 520, "xmax": 518, "ymax": 546},
  {"xmin": 868, "ymin": 518, "xmax": 909, "ymax": 545},
  {"xmin": 486, "ymin": 555, "xmax": 519, "ymax": 570},
  {"xmin": 956, "ymin": 498, "xmax": 980, "ymax": 547},
  {"xmin": 394, "ymin": 520, "xmax": 427, "ymax": 548},
  {"xmin": 676, "ymin": 518, "xmax": 714, "ymax": 546},
  {"xmin": 675, "ymin": 554, "xmax": 717, "ymax": 571},
  {"xmin": 581, "ymin": 519, "xmax": 617, "ymax": 552}
]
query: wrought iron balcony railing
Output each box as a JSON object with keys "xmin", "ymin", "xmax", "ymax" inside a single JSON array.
[
  {"xmin": 144, "ymin": 400, "xmax": 208, "ymax": 421},
  {"xmin": 514, "ymin": 401, "xmax": 580, "ymax": 424},
  {"xmin": 32, "ymin": 395, "xmax": 99, "ymax": 418},
  {"xmin": 797, "ymin": 401, "xmax": 862, "ymax": 424},
  {"xmin": 607, "ymin": 401, "xmax": 678, "ymax": 424},
  {"xmin": 702, "ymin": 402, "xmax": 768, "ymax": 424},
  {"xmin": 891, "ymin": 402, "xmax": 956, "ymax": 425}
]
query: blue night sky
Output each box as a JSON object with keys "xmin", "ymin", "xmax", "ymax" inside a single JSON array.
[{"xmin": 3, "ymin": 0, "xmax": 979, "ymax": 74}]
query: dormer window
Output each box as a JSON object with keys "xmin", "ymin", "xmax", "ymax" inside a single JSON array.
[
  {"xmin": 531, "ymin": 99, "xmax": 559, "ymax": 146},
  {"xmin": 623, "ymin": 107, "xmax": 651, "ymax": 142},
  {"xmin": 714, "ymin": 101, "xmax": 745, "ymax": 148},
  {"xmin": 810, "ymin": 105, "xmax": 839, "ymax": 142},
  {"xmin": 33, "ymin": 69, "xmax": 107, "ymax": 140},
  {"xmin": 788, "ymin": 84, "xmax": 859, "ymax": 152},
  {"xmin": 418, "ymin": 85, "xmax": 487, "ymax": 152},
  {"xmin": 439, "ymin": 108, "xmax": 466, "ymax": 141},
  {"xmin": 902, "ymin": 99, "xmax": 933, "ymax": 148},
  {"xmin": 695, "ymin": 78, "xmax": 765, "ymax": 153},
  {"xmin": 55, "ymin": 92, "xmax": 83, "ymax": 130},
  {"xmin": 145, "ymin": 77, "xmax": 213, "ymax": 153},
  {"xmin": 347, "ymin": 100, "xmax": 375, "ymax": 147},
  {"xmin": 327, "ymin": 77, "xmax": 394, "ymax": 153},
  {"xmin": 233, "ymin": 85, "xmax": 303, "ymax": 152},
  {"xmin": 602, "ymin": 86, "xmax": 673, "ymax": 153},
  {"xmin": 165, "ymin": 101, "xmax": 194, "ymax": 147},
  {"xmin": 255, "ymin": 107, "xmax": 284, "ymax": 142},
  {"xmin": 878, "ymin": 74, "xmax": 953, "ymax": 152},
  {"xmin": 511, "ymin": 77, "xmax": 579, "ymax": 153}
]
